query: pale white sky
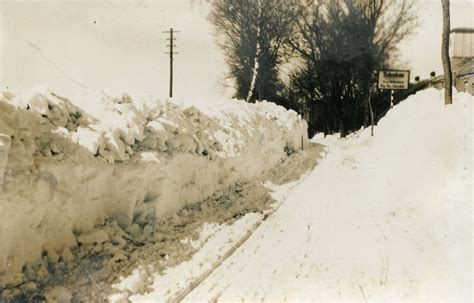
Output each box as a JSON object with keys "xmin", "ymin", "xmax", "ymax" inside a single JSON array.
[
  {"xmin": 0, "ymin": 0, "xmax": 229, "ymax": 100},
  {"xmin": 0, "ymin": 0, "xmax": 473, "ymax": 100}
]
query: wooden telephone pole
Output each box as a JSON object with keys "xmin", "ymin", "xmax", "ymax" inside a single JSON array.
[
  {"xmin": 163, "ymin": 28, "xmax": 179, "ymax": 98},
  {"xmin": 441, "ymin": 0, "xmax": 452, "ymax": 105}
]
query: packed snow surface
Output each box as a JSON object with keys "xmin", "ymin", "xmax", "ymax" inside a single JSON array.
[
  {"xmin": 123, "ymin": 88, "xmax": 471, "ymax": 302},
  {"xmin": 0, "ymin": 86, "xmax": 307, "ymax": 287}
]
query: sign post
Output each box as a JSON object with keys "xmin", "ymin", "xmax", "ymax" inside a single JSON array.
[
  {"xmin": 378, "ymin": 70, "xmax": 410, "ymax": 107},
  {"xmin": 369, "ymin": 70, "xmax": 410, "ymax": 136}
]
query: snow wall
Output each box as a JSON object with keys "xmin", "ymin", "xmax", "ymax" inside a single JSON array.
[{"xmin": 0, "ymin": 86, "xmax": 308, "ymax": 287}]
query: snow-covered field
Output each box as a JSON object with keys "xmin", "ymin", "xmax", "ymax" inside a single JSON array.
[
  {"xmin": 0, "ymin": 86, "xmax": 308, "ymax": 291},
  {"xmin": 113, "ymin": 88, "xmax": 472, "ymax": 302}
]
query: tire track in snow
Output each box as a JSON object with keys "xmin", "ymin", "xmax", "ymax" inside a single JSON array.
[
  {"xmin": 170, "ymin": 219, "xmax": 262, "ymax": 302},
  {"xmin": 171, "ymin": 166, "xmax": 319, "ymax": 302}
]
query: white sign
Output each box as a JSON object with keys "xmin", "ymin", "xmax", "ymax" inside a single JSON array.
[{"xmin": 378, "ymin": 70, "xmax": 410, "ymax": 90}]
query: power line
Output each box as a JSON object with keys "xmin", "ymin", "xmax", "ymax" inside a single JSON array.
[{"xmin": 27, "ymin": 41, "xmax": 86, "ymax": 89}]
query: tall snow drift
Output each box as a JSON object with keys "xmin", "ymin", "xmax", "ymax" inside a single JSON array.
[{"xmin": 0, "ymin": 86, "xmax": 307, "ymax": 287}]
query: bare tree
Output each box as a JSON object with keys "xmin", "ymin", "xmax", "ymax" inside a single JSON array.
[
  {"xmin": 441, "ymin": 0, "xmax": 453, "ymax": 105},
  {"xmin": 246, "ymin": 0, "xmax": 262, "ymax": 102},
  {"xmin": 287, "ymin": 0, "xmax": 417, "ymax": 137},
  {"xmin": 208, "ymin": 0, "xmax": 295, "ymax": 103}
]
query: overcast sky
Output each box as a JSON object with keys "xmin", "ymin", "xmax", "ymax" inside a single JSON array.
[{"xmin": 1, "ymin": 0, "xmax": 473, "ymax": 101}]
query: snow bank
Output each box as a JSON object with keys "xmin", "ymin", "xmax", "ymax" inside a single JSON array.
[
  {"xmin": 0, "ymin": 86, "xmax": 307, "ymax": 287},
  {"xmin": 314, "ymin": 88, "xmax": 472, "ymax": 201}
]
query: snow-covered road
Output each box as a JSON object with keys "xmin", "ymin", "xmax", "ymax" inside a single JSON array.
[{"xmin": 181, "ymin": 89, "xmax": 472, "ymax": 302}]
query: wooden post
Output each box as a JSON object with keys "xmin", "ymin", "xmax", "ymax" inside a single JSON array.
[
  {"xmin": 368, "ymin": 87, "xmax": 375, "ymax": 137},
  {"xmin": 390, "ymin": 89, "xmax": 394, "ymax": 108}
]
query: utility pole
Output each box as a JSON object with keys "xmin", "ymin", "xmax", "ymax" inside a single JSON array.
[
  {"xmin": 163, "ymin": 28, "xmax": 179, "ymax": 98},
  {"xmin": 441, "ymin": 0, "xmax": 452, "ymax": 105}
]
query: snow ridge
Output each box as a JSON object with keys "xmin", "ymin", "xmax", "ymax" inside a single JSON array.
[{"xmin": 0, "ymin": 86, "xmax": 307, "ymax": 288}]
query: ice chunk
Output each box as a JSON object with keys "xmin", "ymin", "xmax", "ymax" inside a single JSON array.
[{"xmin": 73, "ymin": 127, "xmax": 103, "ymax": 154}]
